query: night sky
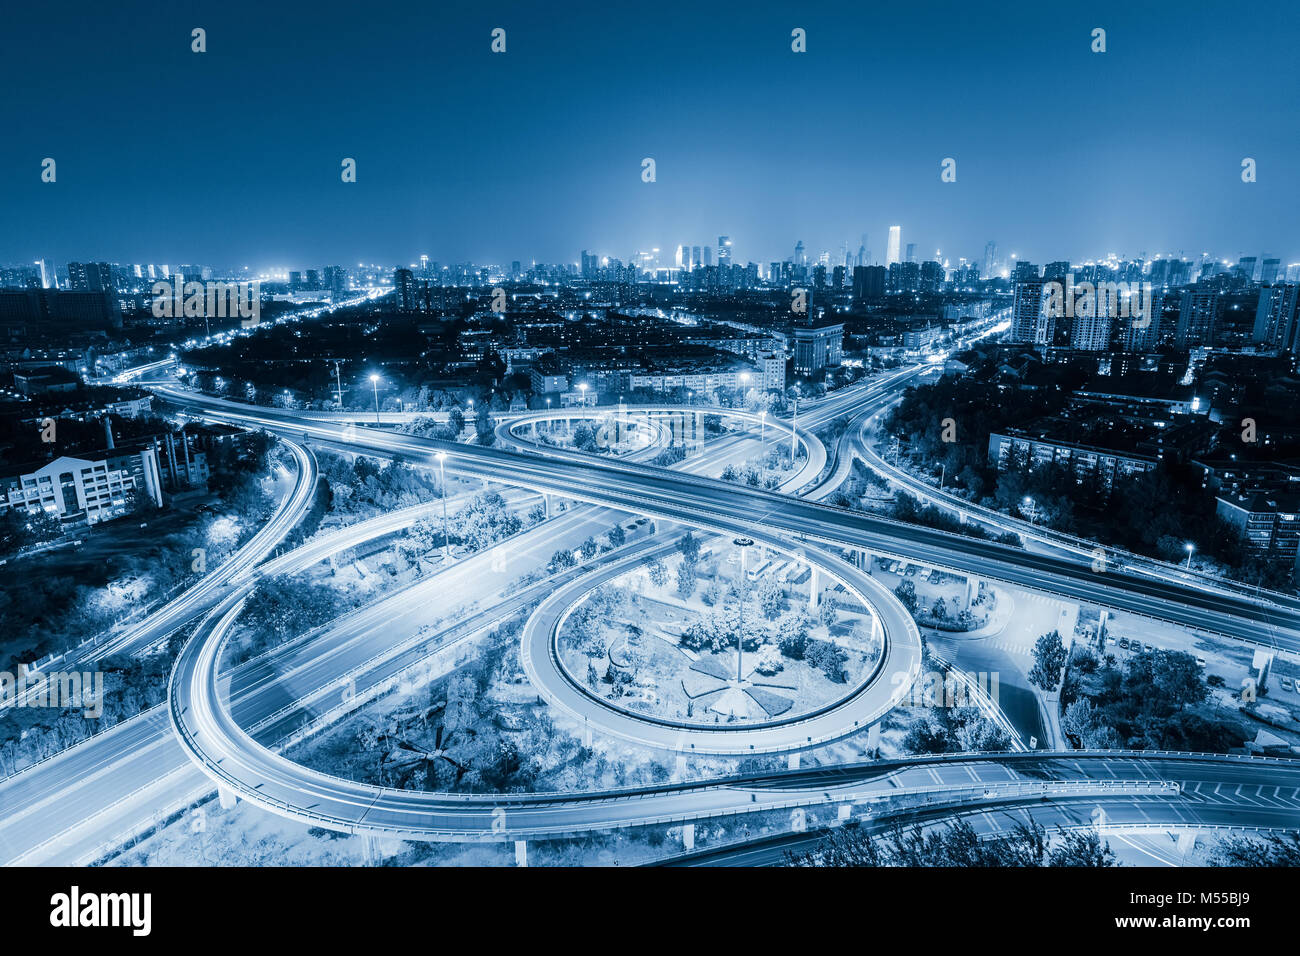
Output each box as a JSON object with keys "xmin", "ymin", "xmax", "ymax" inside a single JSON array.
[{"xmin": 4, "ymin": 0, "xmax": 1298, "ymax": 269}]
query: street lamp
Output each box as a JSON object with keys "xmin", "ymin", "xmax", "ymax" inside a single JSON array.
[
  {"xmin": 436, "ymin": 451, "xmax": 451, "ymax": 561},
  {"xmin": 789, "ymin": 388, "xmax": 799, "ymax": 465},
  {"xmin": 733, "ymin": 537, "xmax": 754, "ymax": 683},
  {"xmin": 1184, "ymin": 542, "xmax": 1195, "ymax": 570},
  {"xmin": 759, "ymin": 409, "xmax": 767, "ymax": 479},
  {"xmin": 369, "ymin": 374, "xmax": 381, "ymax": 424},
  {"xmin": 1022, "ymin": 496, "xmax": 1038, "ymax": 525}
]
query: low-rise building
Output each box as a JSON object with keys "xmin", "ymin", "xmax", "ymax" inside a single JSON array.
[
  {"xmin": 987, "ymin": 430, "xmax": 1158, "ymax": 487},
  {"xmin": 0, "ymin": 444, "xmax": 163, "ymax": 526},
  {"xmin": 1215, "ymin": 490, "xmax": 1300, "ymax": 567}
]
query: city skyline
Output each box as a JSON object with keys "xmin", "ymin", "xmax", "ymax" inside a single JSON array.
[{"xmin": 4, "ymin": 0, "xmax": 1299, "ymax": 268}]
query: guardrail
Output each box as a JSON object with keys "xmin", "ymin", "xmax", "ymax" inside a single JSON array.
[{"xmin": 856, "ymin": 403, "xmax": 1300, "ymax": 609}]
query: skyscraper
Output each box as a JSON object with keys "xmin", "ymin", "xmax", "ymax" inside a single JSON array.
[
  {"xmin": 1253, "ymin": 283, "xmax": 1300, "ymax": 352},
  {"xmin": 983, "ymin": 241, "xmax": 997, "ymax": 279},
  {"xmin": 67, "ymin": 261, "xmax": 113, "ymax": 293},
  {"xmin": 717, "ymin": 236, "xmax": 732, "ymax": 266},
  {"xmin": 904, "ymin": 242, "xmax": 916, "ymax": 264},
  {"xmin": 1010, "ymin": 278, "xmax": 1052, "ymax": 344},
  {"xmin": 1175, "ymin": 290, "xmax": 1220, "ymax": 347},
  {"xmin": 393, "ymin": 268, "xmax": 417, "ymax": 312},
  {"xmin": 1122, "ymin": 292, "xmax": 1164, "ymax": 352},
  {"xmin": 1070, "ymin": 303, "xmax": 1113, "ymax": 351},
  {"xmin": 886, "ymin": 226, "xmax": 901, "ymax": 267}
]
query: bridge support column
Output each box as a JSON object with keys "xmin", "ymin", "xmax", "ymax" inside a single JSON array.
[
  {"xmin": 854, "ymin": 550, "xmax": 867, "ymax": 571},
  {"xmin": 964, "ymin": 575, "xmax": 982, "ymax": 611},
  {"xmin": 1176, "ymin": 830, "xmax": 1198, "ymax": 858},
  {"xmin": 583, "ymin": 725, "xmax": 593, "ymax": 748},
  {"xmin": 866, "ymin": 723, "xmax": 882, "ymax": 756},
  {"xmin": 787, "ymin": 752, "xmax": 800, "ymax": 771},
  {"xmin": 514, "ymin": 840, "xmax": 528, "ymax": 867},
  {"xmin": 674, "ymin": 753, "xmax": 688, "ymax": 777},
  {"xmin": 681, "ymin": 823, "xmax": 695, "ymax": 851},
  {"xmin": 836, "ymin": 804, "xmax": 852, "ymax": 826},
  {"xmin": 808, "ymin": 565, "xmax": 820, "ymax": 610},
  {"xmin": 543, "ymin": 493, "xmax": 551, "ymax": 519},
  {"xmin": 361, "ymin": 834, "xmax": 379, "ymax": 866},
  {"xmin": 217, "ymin": 784, "xmax": 238, "ymax": 810}
]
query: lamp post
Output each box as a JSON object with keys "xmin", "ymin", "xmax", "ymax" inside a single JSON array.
[
  {"xmin": 733, "ymin": 537, "xmax": 754, "ymax": 682},
  {"xmin": 1184, "ymin": 542, "xmax": 1195, "ymax": 570},
  {"xmin": 1022, "ymin": 495, "xmax": 1038, "ymax": 525},
  {"xmin": 789, "ymin": 389, "xmax": 799, "ymax": 465},
  {"xmin": 332, "ymin": 360, "xmax": 343, "ymax": 407},
  {"xmin": 759, "ymin": 409, "xmax": 767, "ymax": 479},
  {"xmin": 370, "ymin": 374, "xmax": 381, "ymax": 424},
  {"xmin": 436, "ymin": 451, "xmax": 451, "ymax": 561}
]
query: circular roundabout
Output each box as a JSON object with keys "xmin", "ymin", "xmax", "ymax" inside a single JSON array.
[{"xmin": 519, "ymin": 533, "xmax": 921, "ymax": 756}]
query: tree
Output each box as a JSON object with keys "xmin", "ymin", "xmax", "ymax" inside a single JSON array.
[
  {"xmin": 1210, "ymin": 832, "xmax": 1300, "ymax": 867},
  {"xmin": 754, "ymin": 642, "xmax": 784, "ymax": 676},
  {"xmin": 757, "ymin": 578, "xmax": 786, "ymax": 619},
  {"xmin": 776, "ymin": 608, "xmax": 812, "ymax": 658},
  {"xmin": 647, "ymin": 559, "xmax": 669, "ymax": 589},
  {"xmin": 806, "ymin": 639, "xmax": 848, "ymax": 683},
  {"xmin": 1061, "ymin": 698, "xmax": 1102, "ymax": 744},
  {"xmin": 675, "ymin": 559, "xmax": 698, "ymax": 599},
  {"xmin": 549, "ymin": 548, "xmax": 577, "ymax": 571},
  {"xmin": 1048, "ymin": 830, "xmax": 1116, "ymax": 867},
  {"xmin": 607, "ymin": 523, "xmax": 626, "ymax": 548},
  {"xmin": 1028, "ymin": 630, "xmax": 1067, "ymax": 691},
  {"xmin": 893, "ymin": 580, "xmax": 918, "ymax": 614},
  {"xmin": 580, "ymin": 536, "xmax": 599, "ymax": 560}
]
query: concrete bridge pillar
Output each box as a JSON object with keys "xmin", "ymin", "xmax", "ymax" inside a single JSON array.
[
  {"xmin": 361, "ymin": 834, "xmax": 378, "ymax": 866},
  {"xmin": 964, "ymin": 575, "xmax": 983, "ymax": 611},
  {"xmin": 1175, "ymin": 829, "xmax": 1198, "ymax": 858},
  {"xmin": 514, "ymin": 840, "xmax": 528, "ymax": 867},
  {"xmin": 836, "ymin": 804, "xmax": 852, "ymax": 826},
  {"xmin": 809, "ymin": 565, "xmax": 820, "ymax": 610},
  {"xmin": 681, "ymin": 823, "xmax": 695, "ymax": 851},
  {"xmin": 583, "ymin": 724, "xmax": 593, "ymax": 748},
  {"xmin": 866, "ymin": 723, "xmax": 882, "ymax": 755},
  {"xmin": 787, "ymin": 752, "xmax": 800, "ymax": 771},
  {"xmin": 217, "ymin": 784, "xmax": 238, "ymax": 810}
]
